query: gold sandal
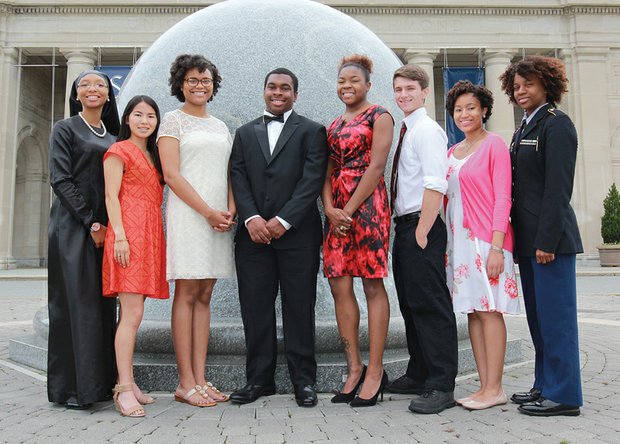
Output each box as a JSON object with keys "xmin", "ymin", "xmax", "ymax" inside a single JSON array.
[
  {"xmin": 203, "ymin": 382, "xmax": 230, "ymax": 402},
  {"xmin": 174, "ymin": 385, "xmax": 216, "ymax": 407},
  {"xmin": 113, "ymin": 384, "xmax": 145, "ymax": 418},
  {"xmin": 133, "ymin": 383, "xmax": 155, "ymax": 405}
]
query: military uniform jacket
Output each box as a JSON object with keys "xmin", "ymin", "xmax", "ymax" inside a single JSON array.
[{"xmin": 510, "ymin": 105, "xmax": 583, "ymax": 258}]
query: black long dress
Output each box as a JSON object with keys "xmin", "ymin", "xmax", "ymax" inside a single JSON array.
[{"xmin": 47, "ymin": 115, "xmax": 117, "ymax": 405}]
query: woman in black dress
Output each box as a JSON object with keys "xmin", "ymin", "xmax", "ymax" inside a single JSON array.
[{"xmin": 47, "ymin": 70, "xmax": 120, "ymax": 409}]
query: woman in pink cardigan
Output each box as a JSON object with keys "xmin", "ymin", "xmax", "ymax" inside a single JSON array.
[{"xmin": 444, "ymin": 80, "xmax": 520, "ymax": 411}]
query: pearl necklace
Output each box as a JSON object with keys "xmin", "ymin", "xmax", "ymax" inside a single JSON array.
[{"xmin": 78, "ymin": 112, "xmax": 107, "ymax": 138}]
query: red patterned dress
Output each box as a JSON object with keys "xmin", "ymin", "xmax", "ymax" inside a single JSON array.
[
  {"xmin": 323, "ymin": 105, "xmax": 392, "ymax": 278},
  {"xmin": 102, "ymin": 140, "xmax": 169, "ymax": 299}
]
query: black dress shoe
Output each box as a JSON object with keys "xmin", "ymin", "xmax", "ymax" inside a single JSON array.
[
  {"xmin": 385, "ymin": 374, "xmax": 426, "ymax": 395},
  {"xmin": 64, "ymin": 397, "xmax": 92, "ymax": 410},
  {"xmin": 518, "ymin": 398, "xmax": 580, "ymax": 417},
  {"xmin": 408, "ymin": 389, "xmax": 455, "ymax": 414},
  {"xmin": 295, "ymin": 385, "xmax": 318, "ymax": 407},
  {"xmin": 230, "ymin": 384, "xmax": 276, "ymax": 404},
  {"xmin": 511, "ymin": 388, "xmax": 542, "ymax": 404}
]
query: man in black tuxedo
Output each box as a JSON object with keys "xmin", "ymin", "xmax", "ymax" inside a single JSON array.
[{"xmin": 230, "ymin": 68, "xmax": 328, "ymax": 407}]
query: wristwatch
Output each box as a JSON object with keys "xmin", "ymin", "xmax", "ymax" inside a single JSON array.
[{"xmin": 90, "ymin": 222, "xmax": 101, "ymax": 233}]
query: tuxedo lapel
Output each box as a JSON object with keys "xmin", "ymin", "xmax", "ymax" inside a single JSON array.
[
  {"xmin": 253, "ymin": 120, "xmax": 271, "ymax": 164},
  {"xmin": 270, "ymin": 111, "xmax": 300, "ymax": 164}
]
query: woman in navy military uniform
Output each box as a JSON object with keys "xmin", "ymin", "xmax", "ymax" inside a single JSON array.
[{"xmin": 499, "ymin": 56, "xmax": 583, "ymax": 417}]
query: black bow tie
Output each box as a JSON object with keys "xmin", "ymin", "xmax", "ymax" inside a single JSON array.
[{"xmin": 264, "ymin": 114, "xmax": 284, "ymax": 124}]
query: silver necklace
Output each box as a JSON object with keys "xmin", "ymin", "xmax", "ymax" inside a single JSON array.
[
  {"xmin": 78, "ymin": 112, "xmax": 107, "ymax": 138},
  {"xmin": 460, "ymin": 131, "xmax": 486, "ymax": 155}
]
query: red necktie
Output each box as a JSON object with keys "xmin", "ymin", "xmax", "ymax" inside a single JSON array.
[{"xmin": 390, "ymin": 122, "xmax": 408, "ymax": 212}]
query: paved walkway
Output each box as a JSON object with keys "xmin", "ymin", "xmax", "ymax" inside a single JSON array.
[{"xmin": 0, "ymin": 270, "xmax": 619, "ymax": 443}]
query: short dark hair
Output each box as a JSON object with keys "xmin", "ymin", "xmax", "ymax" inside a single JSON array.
[
  {"xmin": 169, "ymin": 54, "xmax": 222, "ymax": 103},
  {"xmin": 445, "ymin": 80, "xmax": 494, "ymax": 123},
  {"xmin": 117, "ymin": 95, "xmax": 163, "ymax": 181},
  {"xmin": 393, "ymin": 64, "xmax": 429, "ymax": 90},
  {"xmin": 264, "ymin": 68, "xmax": 299, "ymax": 93},
  {"xmin": 499, "ymin": 55, "xmax": 569, "ymax": 105}
]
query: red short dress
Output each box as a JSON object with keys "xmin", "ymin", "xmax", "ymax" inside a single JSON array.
[
  {"xmin": 323, "ymin": 104, "xmax": 392, "ymax": 278},
  {"xmin": 102, "ymin": 140, "xmax": 169, "ymax": 299}
]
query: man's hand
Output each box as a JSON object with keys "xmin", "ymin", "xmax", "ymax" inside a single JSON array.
[
  {"xmin": 535, "ymin": 249, "xmax": 555, "ymax": 265},
  {"xmin": 415, "ymin": 224, "xmax": 428, "ymax": 249},
  {"xmin": 266, "ymin": 218, "xmax": 287, "ymax": 240},
  {"xmin": 247, "ymin": 217, "xmax": 272, "ymax": 244}
]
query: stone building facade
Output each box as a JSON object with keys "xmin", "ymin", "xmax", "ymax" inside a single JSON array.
[{"xmin": 1, "ymin": 0, "xmax": 619, "ymax": 268}]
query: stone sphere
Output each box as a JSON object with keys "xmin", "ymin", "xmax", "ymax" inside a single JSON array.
[
  {"xmin": 118, "ymin": 0, "xmax": 403, "ymax": 131},
  {"xmin": 115, "ymin": 1, "xmax": 433, "ymax": 389}
]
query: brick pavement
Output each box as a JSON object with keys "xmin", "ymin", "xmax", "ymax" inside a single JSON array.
[{"xmin": 0, "ymin": 274, "xmax": 619, "ymax": 443}]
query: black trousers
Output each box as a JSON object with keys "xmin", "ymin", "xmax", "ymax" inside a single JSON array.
[
  {"xmin": 235, "ymin": 242, "xmax": 319, "ymax": 387},
  {"xmin": 392, "ymin": 216, "xmax": 458, "ymax": 392}
]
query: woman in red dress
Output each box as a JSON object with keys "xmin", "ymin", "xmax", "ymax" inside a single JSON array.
[
  {"xmin": 102, "ymin": 95, "xmax": 169, "ymax": 417},
  {"xmin": 322, "ymin": 55, "xmax": 394, "ymax": 407}
]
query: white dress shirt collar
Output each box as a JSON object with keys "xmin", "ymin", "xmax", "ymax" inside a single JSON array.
[
  {"xmin": 524, "ymin": 102, "xmax": 548, "ymax": 125},
  {"xmin": 263, "ymin": 109, "xmax": 293, "ymax": 155}
]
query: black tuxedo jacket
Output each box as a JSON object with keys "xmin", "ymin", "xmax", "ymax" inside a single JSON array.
[
  {"xmin": 231, "ymin": 111, "xmax": 328, "ymax": 249},
  {"xmin": 510, "ymin": 105, "xmax": 583, "ymax": 258}
]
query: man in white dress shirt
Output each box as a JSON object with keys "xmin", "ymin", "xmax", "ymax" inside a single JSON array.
[{"xmin": 387, "ymin": 64, "xmax": 458, "ymax": 414}]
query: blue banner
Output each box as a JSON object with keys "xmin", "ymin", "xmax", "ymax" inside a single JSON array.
[
  {"xmin": 442, "ymin": 67, "xmax": 485, "ymax": 147},
  {"xmin": 97, "ymin": 66, "xmax": 132, "ymax": 98}
]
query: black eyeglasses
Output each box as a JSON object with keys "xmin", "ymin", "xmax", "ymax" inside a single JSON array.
[{"xmin": 184, "ymin": 78, "xmax": 213, "ymax": 87}]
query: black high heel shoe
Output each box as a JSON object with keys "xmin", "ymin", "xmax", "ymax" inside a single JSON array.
[
  {"xmin": 349, "ymin": 369, "xmax": 388, "ymax": 407},
  {"xmin": 331, "ymin": 365, "xmax": 367, "ymax": 403}
]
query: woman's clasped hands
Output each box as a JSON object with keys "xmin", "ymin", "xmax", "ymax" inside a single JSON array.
[
  {"xmin": 326, "ymin": 207, "xmax": 353, "ymax": 237},
  {"xmin": 206, "ymin": 208, "xmax": 236, "ymax": 232}
]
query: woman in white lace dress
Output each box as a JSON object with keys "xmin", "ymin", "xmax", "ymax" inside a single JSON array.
[{"xmin": 158, "ymin": 54, "xmax": 234, "ymax": 407}]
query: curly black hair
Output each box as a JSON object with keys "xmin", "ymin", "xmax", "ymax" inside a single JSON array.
[
  {"xmin": 169, "ymin": 54, "xmax": 222, "ymax": 103},
  {"xmin": 499, "ymin": 55, "xmax": 568, "ymax": 105},
  {"xmin": 445, "ymin": 80, "xmax": 494, "ymax": 123}
]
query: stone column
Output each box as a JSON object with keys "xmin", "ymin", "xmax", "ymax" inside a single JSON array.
[
  {"xmin": 403, "ymin": 49, "xmax": 439, "ymax": 120},
  {"xmin": 562, "ymin": 47, "xmax": 613, "ymax": 254},
  {"xmin": 0, "ymin": 47, "xmax": 20, "ymax": 269},
  {"xmin": 483, "ymin": 50, "xmax": 516, "ymax": 144},
  {"xmin": 60, "ymin": 49, "xmax": 96, "ymax": 118}
]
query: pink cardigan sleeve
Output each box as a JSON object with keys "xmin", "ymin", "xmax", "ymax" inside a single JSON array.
[{"xmin": 489, "ymin": 137, "xmax": 512, "ymax": 234}]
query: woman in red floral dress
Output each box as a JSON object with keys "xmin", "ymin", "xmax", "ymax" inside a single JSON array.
[{"xmin": 322, "ymin": 55, "xmax": 394, "ymax": 407}]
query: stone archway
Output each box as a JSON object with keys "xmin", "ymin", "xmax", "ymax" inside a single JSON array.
[{"xmin": 12, "ymin": 127, "xmax": 49, "ymax": 267}]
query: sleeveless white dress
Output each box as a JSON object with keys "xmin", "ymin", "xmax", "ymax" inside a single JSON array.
[
  {"xmin": 445, "ymin": 153, "xmax": 520, "ymax": 314},
  {"xmin": 158, "ymin": 109, "xmax": 235, "ymax": 280}
]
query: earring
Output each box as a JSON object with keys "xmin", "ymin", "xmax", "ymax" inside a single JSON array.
[{"xmin": 107, "ymin": 98, "xmax": 110, "ymax": 102}]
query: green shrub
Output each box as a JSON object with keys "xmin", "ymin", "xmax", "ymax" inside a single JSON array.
[{"xmin": 601, "ymin": 183, "xmax": 620, "ymax": 244}]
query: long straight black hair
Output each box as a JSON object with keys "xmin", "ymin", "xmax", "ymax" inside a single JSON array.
[{"xmin": 117, "ymin": 95, "xmax": 163, "ymax": 181}]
